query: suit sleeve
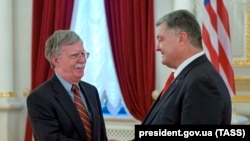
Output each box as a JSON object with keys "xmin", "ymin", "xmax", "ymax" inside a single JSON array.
[{"xmin": 27, "ymin": 91, "xmax": 80, "ymax": 141}]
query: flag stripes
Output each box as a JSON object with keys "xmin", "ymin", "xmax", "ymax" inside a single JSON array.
[{"xmin": 202, "ymin": 0, "xmax": 235, "ymax": 96}]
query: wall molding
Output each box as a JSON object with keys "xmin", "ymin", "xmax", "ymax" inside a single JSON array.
[
  {"xmin": 232, "ymin": 95, "xmax": 250, "ymax": 103},
  {"xmin": 0, "ymin": 91, "xmax": 16, "ymax": 98},
  {"xmin": 235, "ymin": 76, "xmax": 250, "ymax": 91},
  {"xmin": 233, "ymin": 2, "xmax": 250, "ymax": 67}
]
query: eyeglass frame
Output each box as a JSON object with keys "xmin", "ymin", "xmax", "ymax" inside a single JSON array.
[{"xmin": 70, "ymin": 51, "xmax": 90, "ymax": 59}]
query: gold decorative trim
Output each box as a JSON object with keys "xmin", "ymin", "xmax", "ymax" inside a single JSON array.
[
  {"xmin": 0, "ymin": 91, "xmax": 16, "ymax": 98},
  {"xmin": 233, "ymin": 11, "xmax": 250, "ymax": 67},
  {"xmin": 232, "ymin": 95, "xmax": 250, "ymax": 103},
  {"xmin": 235, "ymin": 77, "xmax": 250, "ymax": 91}
]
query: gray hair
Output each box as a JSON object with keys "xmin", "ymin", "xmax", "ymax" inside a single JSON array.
[
  {"xmin": 156, "ymin": 9, "xmax": 202, "ymax": 48},
  {"xmin": 45, "ymin": 30, "xmax": 82, "ymax": 69}
]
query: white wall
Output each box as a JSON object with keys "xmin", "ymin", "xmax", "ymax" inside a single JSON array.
[{"xmin": 13, "ymin": 0, "xmax": 32, "ymax": 140}]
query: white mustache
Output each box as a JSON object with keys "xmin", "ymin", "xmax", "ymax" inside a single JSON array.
[{"xmin": 75, "ymin": 63, "xmax": 85, "ymax": 69}]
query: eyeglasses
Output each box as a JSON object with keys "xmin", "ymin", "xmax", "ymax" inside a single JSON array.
[
  {"xmin": 84, "ymin": 51, "xmax": 90, "ymax": 59},
  {"xmin": 70, "ymin": 51, "xmax": 90, "ymax": 59}
]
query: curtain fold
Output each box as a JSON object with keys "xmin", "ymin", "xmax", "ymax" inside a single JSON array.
[
  {"xmin": 70, "ymin": 0, "xmax": 124, "ymax": 115},
  {"xmin": 24, "ymin": 0, "xmax": 74, "ymax": 141},
  {"xmin": 104, "ymin": 0, "xmax": 155, "ymax": 121}
]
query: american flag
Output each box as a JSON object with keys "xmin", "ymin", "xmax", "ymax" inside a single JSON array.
[{"xmin": 202, "ymin": 0, "xmax": 235, "ymax": 96}]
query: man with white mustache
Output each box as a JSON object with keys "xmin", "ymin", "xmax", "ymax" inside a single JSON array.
[{"xmin": 27, "ymin": 30, "xmax": 111, "ymax": 141}]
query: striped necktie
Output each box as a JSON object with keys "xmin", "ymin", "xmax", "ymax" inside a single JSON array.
[{"xmin": 72, "ymin": 84, "xmax": 92, "ymax": 141}]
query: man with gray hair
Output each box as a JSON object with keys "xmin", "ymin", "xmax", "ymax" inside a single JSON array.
[{"xmin": 27, "ymin": 30, "xmax": 111, "ymax": 141}]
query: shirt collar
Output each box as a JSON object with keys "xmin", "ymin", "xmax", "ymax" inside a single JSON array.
[
  {"xmin": 174, "ymin": 51, "xmax": 205, "ymax": 78},
  {"xmin": 55, "ymin": 73, "xmax": 75, "ymax": 93}
]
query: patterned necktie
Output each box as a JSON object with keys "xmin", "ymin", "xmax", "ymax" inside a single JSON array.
[
  {"xmin": 72, "ymin": 84, "xmax": 92, "ymax": 141},
  {"xmin": 160, "ymin": 72, "xmax": 175, "ymax": 98}
]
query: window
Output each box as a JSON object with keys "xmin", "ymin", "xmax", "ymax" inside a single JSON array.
[{"xmin": 70, "ymin": 0, "xmax": 130, "ymax": 117}]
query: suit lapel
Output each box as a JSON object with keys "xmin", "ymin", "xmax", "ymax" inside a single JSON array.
[
  {"xmin": 78, "ymin": 82, "xmax": 101, "ymax": 141},
  {"xmin": 143, "ymin": 77, "xmax": 182, "ymax": 124},
  {"xmin": 51, "ymin": 75, "xmax": 85, "ymax": 139},
  {"xmin": 143, "ymin": 55, "xmax": 208, "ymax": 124}
]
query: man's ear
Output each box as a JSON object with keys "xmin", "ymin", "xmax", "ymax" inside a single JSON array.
[
  {"xmin": 178, "ymin": 31, "xmax": 188, "ymax": 45},
  {"xmin": 51, "ymin": 56, "xmax": 58, "ymax": 66}
]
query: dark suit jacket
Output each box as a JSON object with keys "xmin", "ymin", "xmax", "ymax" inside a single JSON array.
[
  {"xmin": 143, "ymin": 55, "xmax": 232, "ymax": 125},
  {"xmin": 27, "ymin": 74, "xmax": 107, "ymax": 141}
]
